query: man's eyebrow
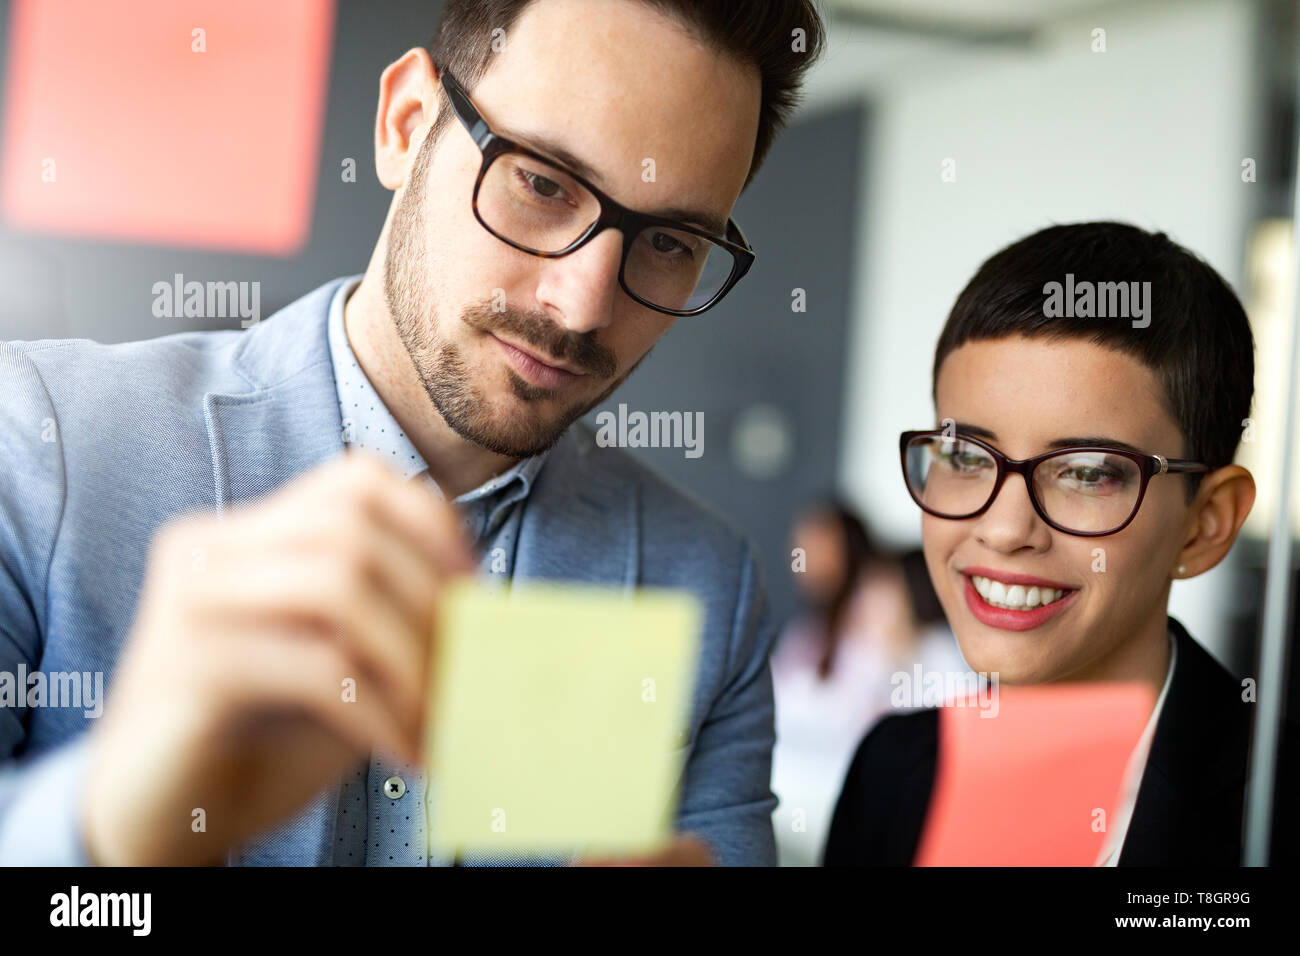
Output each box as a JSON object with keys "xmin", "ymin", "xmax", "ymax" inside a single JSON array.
[
  {"xmin": 951, "ymin": 423, "xmax": 1145, "ymax": 455},
  {"xmin": 653, "ymin": 205, "xmax": 730, "ymax": 238},
  {"xmin": 496, "ymin": 123, "xmax": 730, "ymax": 236}
]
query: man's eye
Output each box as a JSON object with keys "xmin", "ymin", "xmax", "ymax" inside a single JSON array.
[
  {"xmin": 518, "ymin": 169, "xmax": 566, "ymax": 201},
  {"xmin": 649, "ymin": 231, "xmax": 692, "ymax": 257}
]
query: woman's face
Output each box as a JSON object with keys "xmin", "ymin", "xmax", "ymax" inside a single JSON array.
[{"xmin": 923, "ymin": 336, "xmax": 1192, "ymax": 684}]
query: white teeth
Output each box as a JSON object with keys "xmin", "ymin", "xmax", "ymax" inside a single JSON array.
[{"xmin": 971, "ymin": 574, "xmax": 1068, "ymax": 610}]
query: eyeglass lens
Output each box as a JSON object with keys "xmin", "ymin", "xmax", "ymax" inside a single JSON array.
[
  {"xmin": 477, "ymin": 150, "xmax": 737, "ymax": 312},
  {"xmin": 903, "ymin": 434, "xmax": 1144, "ymax": 534}
]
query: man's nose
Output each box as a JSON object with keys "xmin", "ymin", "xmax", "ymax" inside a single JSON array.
[
  {"xmin": 533, "ymin": 228, "xmax": 624, "ymax": 336},
  {"xmin": 972, "ymin": 471, "xmax": 1053, "ymax": 553}
]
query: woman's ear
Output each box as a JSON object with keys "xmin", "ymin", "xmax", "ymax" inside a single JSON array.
[{"xmin": 1173, "ymin": 465, "xmax": 1256, "ymax": 578}]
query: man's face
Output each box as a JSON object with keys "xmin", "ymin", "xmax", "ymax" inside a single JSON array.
[
  {"xmin": 924, "ymin": 336, "xmax": 1192, "ymax": 684},
  {"xmin": 384, "ymin": 0, "xmax": 759, "ymax": 458}
]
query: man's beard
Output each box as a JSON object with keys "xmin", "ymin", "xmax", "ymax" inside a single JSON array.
[{"xmin": 383, "ymin": 133, "xmax": 637, "ymax": 459}]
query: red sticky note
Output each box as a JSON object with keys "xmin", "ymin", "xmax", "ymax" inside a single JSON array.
[
  {"xmin": 915, "ymin": 683, "xmax": 1155, "ymax": 866},
  {"xmin": 1, "ymin": 0, "xmax": 335, "ymax": 255}
]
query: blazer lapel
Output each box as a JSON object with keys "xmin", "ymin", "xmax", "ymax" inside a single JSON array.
[
  {"xmin": 204, "ymin": 382, "xmax": 344, "ymax": 512},
  {"xmin": 202, "ymin": 276, "xmax": 351, "ymax": 865},
  {"xmin": 203, "ymin": 277, "xmax": 350, "ymax": 514},
  {"xmin": 1120, "ymin": 618, "xmax": 1250, "ymax": 865},
  {"xmin": 511, "ymin": 424, "xmax": 638, "ymax": 590}
]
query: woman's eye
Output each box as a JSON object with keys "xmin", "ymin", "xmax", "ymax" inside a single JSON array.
[
  {"xmin": 1062, "ymin": 466, "xmax": 1117, "ymax": 485},
  {"xmin": 939, "ymin": 447, "xmax": 989, "ymax": 471}
]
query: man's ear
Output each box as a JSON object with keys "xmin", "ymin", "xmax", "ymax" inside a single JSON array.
[
  {"xmin": 1173, "ymin": 465, "xmax": 1256, "ymax": 578},
  {"xmin": 374, "ymin": 47, "xmax": 440, "ymax": 190}
]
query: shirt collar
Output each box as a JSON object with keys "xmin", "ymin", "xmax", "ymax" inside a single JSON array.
[
  {"xmin": 326, "ymin": 275, "xmax": 550, "ymax": 506},
  {"xmin": 1094, "ymin": 628, "xmax": 1178, "ymax": 865},
  {"xmin": 1142, "ymin": 629, "xmax": 1178, "ymax": 742}
]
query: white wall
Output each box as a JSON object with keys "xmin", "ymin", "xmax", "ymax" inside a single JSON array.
[{"xmin": 814, "ymin": 0, "xmax": 1260, "ymax": 659}]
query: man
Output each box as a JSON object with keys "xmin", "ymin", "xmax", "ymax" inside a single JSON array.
[{"xmin": 0, "ymin": 0, "xmax": 825, "ymax": 866}]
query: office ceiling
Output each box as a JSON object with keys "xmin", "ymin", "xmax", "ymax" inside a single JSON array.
[{"xmin": 831, "ymin": 0, "xmax": 1122, "ymax": 31}]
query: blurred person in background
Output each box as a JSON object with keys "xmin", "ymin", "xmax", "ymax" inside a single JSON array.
[{"xmin": 770, "ymin": 499, "xmax": 963, "ymax": 866}]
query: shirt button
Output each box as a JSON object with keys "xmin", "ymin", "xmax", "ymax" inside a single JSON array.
[{"xmin": 383, "ymin": 776, "xmax": 406, "ymax": 800}]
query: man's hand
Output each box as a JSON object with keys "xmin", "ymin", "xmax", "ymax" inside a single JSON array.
[
  {"xmin": 574, "ymin": 834, "xmax": 716, "ymax": 866},
  {"xmin": 81, "ymin": 453, "xmax": 475, "ymax": 866}
]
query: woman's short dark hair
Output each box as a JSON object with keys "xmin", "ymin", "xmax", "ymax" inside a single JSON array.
[
  {"xmin": 932, "ymin": 221, "xmax": 1256, "ymax": 497},
  {"xmin": 425, "ymin": 0, "xmax": 826, "ymax": 190}
]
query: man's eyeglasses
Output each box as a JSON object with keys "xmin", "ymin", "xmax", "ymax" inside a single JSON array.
[
  {"xmin": 437, "ymin": 65, "xmax": 755, "ymax": 318},
  {"xmin": 899, "ymin": 429, "xmax": 1210, "ymax": 537}
]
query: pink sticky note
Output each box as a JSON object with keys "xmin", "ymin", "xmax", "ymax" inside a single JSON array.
[
  {"xmin": 915, "ymin": 682, "xmax": 1155, "ymax": 866},
  {"xmin": 1, "ymin": 0, "xmax": 335, "ymax": 255}
]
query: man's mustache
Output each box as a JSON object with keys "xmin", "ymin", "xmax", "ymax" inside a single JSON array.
[{"xmin": 461, "ymin": 302, "xmax": 618, "ymax": 379}]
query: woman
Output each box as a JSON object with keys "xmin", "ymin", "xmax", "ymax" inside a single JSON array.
[{"xmin": 824, "ymin": 222, "xmax": 1297, "ymax": 866}]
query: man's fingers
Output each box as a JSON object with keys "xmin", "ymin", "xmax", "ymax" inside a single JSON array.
[
  {"xmin": 189, "ymin": 557, "xmax": 429, "ymax": 740},
  {"xmin": 337, "ymin": 451, "xmax": 478, "ymax": 576},
  {"xmin": 210, "ymin": 628, "xmax": 420, "ymax": 764},
  {"xmin": 309, "ymin": 501, "xmax": 446, "ymax": 639}
]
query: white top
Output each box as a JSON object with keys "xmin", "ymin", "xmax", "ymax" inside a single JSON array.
[{"xmin": 1094, "ymin": 630, "xmax": 1178, "ymax": 866}]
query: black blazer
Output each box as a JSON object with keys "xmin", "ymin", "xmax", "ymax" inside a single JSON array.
[{"xmin": 823, "ymin": 617, "xmax": 1297, "ymax": 866}]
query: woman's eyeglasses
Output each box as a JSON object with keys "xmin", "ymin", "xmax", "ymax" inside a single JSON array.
[
  {"xmin": 437, "ymin": 65, "xmax": 755, "ymax": 318},
  {"xmin": 899, "ymin": 429, "xmax": 1209, "ymax": 536}
]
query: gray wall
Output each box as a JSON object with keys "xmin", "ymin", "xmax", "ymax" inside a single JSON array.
[{"xmin": 583, "ymin": 104, "xmax": 864, "ymax": 628}]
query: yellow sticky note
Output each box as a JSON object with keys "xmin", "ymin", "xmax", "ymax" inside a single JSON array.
[{"xmin": 425, "ymin": 580, "xmax": 702, "ymax": 857}]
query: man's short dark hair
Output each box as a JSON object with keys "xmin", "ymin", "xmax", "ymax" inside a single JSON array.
[
  {"xmin": 425, "ymin": 0, "xmax": 826, "ymax": 191},
  {"xmin": 932, "ymin": 221, "xmax": 1256, "ymax": 496}
]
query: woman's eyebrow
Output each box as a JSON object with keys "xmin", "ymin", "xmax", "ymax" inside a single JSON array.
[
  {"xmin": 950, "ymin": 423, "xmax": 1144, "ymax": 454},
  {"xmin": 951, "ymin": 422, "xmax": 996, "ymax": 439},
  {"xmin": 1045, "ymin": 436, "xmax": 1144, "ymax": 453}
]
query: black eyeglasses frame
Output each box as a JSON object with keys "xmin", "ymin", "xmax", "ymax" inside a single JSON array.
[{"xmin": 437, "ymin": 65, "xmax": 756, "ymax": 318}]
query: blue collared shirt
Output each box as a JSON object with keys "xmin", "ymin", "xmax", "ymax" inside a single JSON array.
[{"xmin": 324, "ymin": 275, "xmax": 552, "ymax": 866}]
